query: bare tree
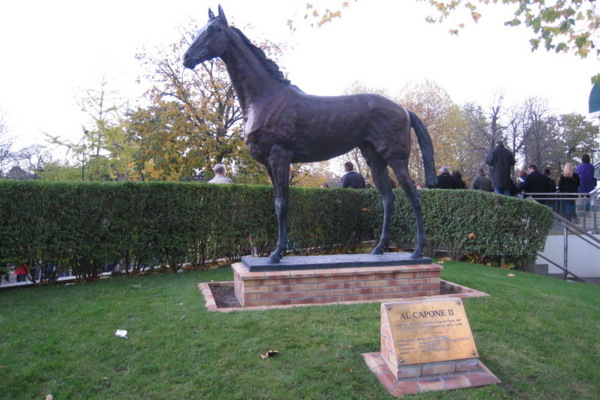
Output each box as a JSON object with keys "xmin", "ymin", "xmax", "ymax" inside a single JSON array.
[
  {"xmin": 0, "ymin": 112, "xmax": 15, "ymax": 174},
  {"xmin": 487, "ymin": 95, "xmax": 507, "ymax": 150},
  {"xmin": 519, "ymin": 97, "xmax": 556, "ymax": 169},
  {"xmin": 15, "ymin": 144, "xmax": 54, "ymax": 174}
]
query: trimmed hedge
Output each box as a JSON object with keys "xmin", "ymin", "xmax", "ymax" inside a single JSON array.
[
  {"xmin": 0, "ymin": 181, "xmax": 553, "ymax": 283},
  {"xmin": 388, "ymin": 189, "xmax": 554, "ymax": 265}
]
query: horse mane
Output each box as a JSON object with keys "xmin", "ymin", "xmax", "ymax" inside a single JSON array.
[{"xmin": 230, "ymin": 26, "xmax": 292, "ymax": 86}]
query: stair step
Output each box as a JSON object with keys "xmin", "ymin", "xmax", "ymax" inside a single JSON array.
[{"xmin": 526, "ymin": 264, "xmax": 548, "ymax": 275}]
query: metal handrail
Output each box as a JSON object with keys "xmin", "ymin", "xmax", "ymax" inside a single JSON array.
[
  {"xmin": 534, "ymin": 209, "xmax": 600, "ymax": 282},
  {"xmin": 536, "ymin": 252, "xmax": 584, "ymax": 282},
  {"xmin": 551, "ymin": 213, "xmax": 600, "ymax": 248},
  {"xmin": 524, "ymin": 191, "xmax": 598, "ymax": 234},
  {"xmin": 553, "ymin": 213, "xmax": 599, "ymax": 281}
]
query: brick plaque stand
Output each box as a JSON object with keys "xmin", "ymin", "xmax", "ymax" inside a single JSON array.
[{"xmin": 233, "ymin": 253, "xmax": 441, "ymax": 307}]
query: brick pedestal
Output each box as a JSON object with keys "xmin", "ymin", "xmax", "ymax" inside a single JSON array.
[
  {"xmin": 232, "ymin": 261, "xmax": 442, "ymax": 307},
  {"xmin": 363, "ymin": 352, "xmax": 501, "ymax": 397}
]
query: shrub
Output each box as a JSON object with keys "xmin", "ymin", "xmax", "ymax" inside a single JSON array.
[{"xmin": 0, "ymin": 181, "xmax": 553, "ymax": 283}]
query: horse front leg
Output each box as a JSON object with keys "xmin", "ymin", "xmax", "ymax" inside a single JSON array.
[
  {"xmin": 372, "ymin": 178, "xmax": 395, "ymax": 255},
  {"xmin": 266, "ymin": 146, "xmax": 292, "ymax": 264}
]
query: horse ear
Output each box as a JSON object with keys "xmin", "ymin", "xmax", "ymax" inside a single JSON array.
[
  {"xmin": 208, "ymin": 8, "xmax": 215, "ymax": 19},
  {"xmin": 218, "ymin": 5, "xmax": 228, "ymax": 25}
]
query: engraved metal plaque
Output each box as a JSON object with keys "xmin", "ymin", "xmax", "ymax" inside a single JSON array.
[{"xmin": 384, "ymin": 298, "xmax": 477, "ymax": 365}]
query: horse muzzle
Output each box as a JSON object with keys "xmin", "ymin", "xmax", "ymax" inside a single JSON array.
[{"xmin": 183, "ymin": 49, "xmax": 210, "ymax": 69}]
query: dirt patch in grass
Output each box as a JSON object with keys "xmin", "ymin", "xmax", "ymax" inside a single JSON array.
[
  {"xmin": 210, "ymin": 284, "xmax": 241, "ymax": 308},
  {"xmin": 439, "ymin": 283, "xmax": 459, "ymax": 295}
]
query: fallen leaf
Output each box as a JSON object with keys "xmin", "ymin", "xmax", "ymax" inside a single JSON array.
[
  {"xmin": 260, "ymin": 350, "xmax": 279, "ymax": 359},
  {"xmin": 507, "ymin": 273, "xmax": 516, "ymax": 277},
  {"xmin": 468, "ymin": 232, "xmax": 476, "ymax": 240}
]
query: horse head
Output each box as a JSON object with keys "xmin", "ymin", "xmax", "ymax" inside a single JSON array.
[{"xmin": 183, "ymin": 6, "xmax": 229, "ymax": 70}]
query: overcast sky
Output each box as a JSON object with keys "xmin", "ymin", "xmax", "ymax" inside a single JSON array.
[{"xmin": 0, "ymin": 0, "xmax": 598, "ymax": 153}]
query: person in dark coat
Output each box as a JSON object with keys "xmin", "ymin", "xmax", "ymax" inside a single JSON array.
[
  {"xmin": 341, "ymin": 161, "xmax": 366, "ymax": 189},
  {"xmin": 558, "ymin": 162, "xmax": 580, "ymax": 220},
  {"xmin": 515, "ymin": 170, "xmax": 528, "ymax": 197},
  {"xmin": 486, "ymin": 142, "xmax": 516, "ymax": 196},
  {"xmin": 436, "ymin": 167, "xmax": 457, "ymax": 189},
  {"xmin": 543, "ymin": 167, "xmax": 557, "ymax": 211},
  {"xmin": 518, "ymin": 164, "xmax": 553, "ymax": 205},
  {"xmin": 452, "ymin": 170, "xmax": 467, "ymax": 189},
  {"xmin": 471, "ymin": 168, "xmax": 493, "ymax": 192},
  {"xmin": 543, "ymin": 167, "xmax": 556, "ymax": 192}
]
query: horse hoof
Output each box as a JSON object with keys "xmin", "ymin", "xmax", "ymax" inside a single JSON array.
[
  {"xmin": 370, "ymin": 247, "xmax": 384, "ymax": 255},
  {"xmin": 409, "ymin": 251, "xmax": 422, "ymax": 259},
  {"xmin": 267, "ymin": 253, "xmax": 281, "ymax": 264}
]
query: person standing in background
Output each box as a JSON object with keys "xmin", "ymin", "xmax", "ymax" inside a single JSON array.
[
  {"xmin": 486, "ymin": 141, "xmax": 516, "ymax": 196},
  {"xmin": 451, "ymin": 170, "xmax": 467, "ymax": 189},
  {"xmin": 575, "ymin": 154, "xmax": 596, "ymax": 211},
  {"xmin": 436, "ymin": 167, "xmax": 457, "ymax": 189},
  {"xmin": 543, "ymin": 167, "xmax": 557, "ymax": 211},
  {"xmin": 543, "ymin": 167, "xmax": 556, "ymax": 192},
  {"xmin": 471, "ymin": 168, "xmax": 493, "ymax": 192},
  {"xmin": 341, "ymin": 161, "xmax": 366, "ymax": 189},
  {"xmin": 208, "ymin": 163, "xmax": 233, "ymax": 184},
  {"xmin": 576, "ymin": 154, "xmax": 596, "ymax": 193},
  {"xmin": 558, "ymin": 163, "xmax": 580, "ymax": 220}
]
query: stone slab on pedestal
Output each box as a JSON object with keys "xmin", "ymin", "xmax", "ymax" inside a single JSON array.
[
  {"xmin": 242, "ymin": 253, "xmax": 432, "ymax": 272},
  {"xmin": 233, "ymin": 253, "xmax": 441, "ymax": 307}
]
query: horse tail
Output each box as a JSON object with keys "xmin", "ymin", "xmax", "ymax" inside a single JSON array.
[{"xmin": 409, "ymin": 111, "xmax": 438, "ymax": 188}]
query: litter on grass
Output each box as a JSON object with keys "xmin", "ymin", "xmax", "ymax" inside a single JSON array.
[{"xmin": 115, "ymin": 329, "xmax": 128, "ymax": 339}]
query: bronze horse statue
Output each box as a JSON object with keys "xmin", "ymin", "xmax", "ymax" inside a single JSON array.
[{"xmin": 184, "ymin": 7, "xmax": 437, "ymax": 263}]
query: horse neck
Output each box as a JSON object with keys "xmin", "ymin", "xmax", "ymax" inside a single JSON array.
[{"xmin": 220, "ymin": 31, "xmax": 284, "ymax": 112}]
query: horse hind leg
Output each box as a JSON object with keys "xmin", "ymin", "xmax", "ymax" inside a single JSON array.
[
  {"xmin": 360, "ymin": 144, "xmax": 394, "ymax": 255},
  {"xmin": 388, "ymin": 158, "xmax": 426, "ymax": 259}
]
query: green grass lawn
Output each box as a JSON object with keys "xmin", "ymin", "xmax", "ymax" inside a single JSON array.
[{"xmin": 1, "ymin": 261, "xmax": 599, "ymax": 399}]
